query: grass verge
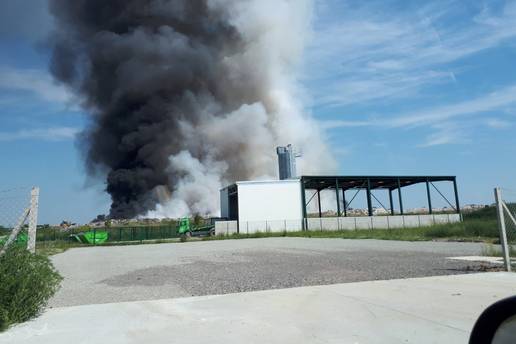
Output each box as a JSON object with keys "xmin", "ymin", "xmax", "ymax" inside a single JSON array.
[
  {"xmin": 481, "ymin": 244, "xmax": 516, "ymax": 257},
  {"xmin": 201, "ymin": 218, "xmax": 500, "ymax": 243},
  {"xmin": 34, "ymin": 212, "xmax": 502, "ymax": 252}
]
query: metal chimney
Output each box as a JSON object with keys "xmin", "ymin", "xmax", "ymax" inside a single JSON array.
[{"xmin": 276, "ymin": 144, "xmax": 298, "ymax": 180}]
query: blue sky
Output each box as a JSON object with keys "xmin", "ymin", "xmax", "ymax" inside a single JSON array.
[{"xmin": 1, "ymin": 0, "xmax": 516, "ymax": 224}]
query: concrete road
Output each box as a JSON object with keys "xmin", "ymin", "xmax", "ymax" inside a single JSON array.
[
  {"xmin": 48, "ymin": 238, "xmax": 493, "ymax": 307},
  {"xmin": 2, "ymin": 273, "xmax": 515, "ymax": 344}
]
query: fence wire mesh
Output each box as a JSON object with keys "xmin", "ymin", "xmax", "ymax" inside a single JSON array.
[
  {"xmin": 0, "ymin": 187, "xmax": 31, "ymax": 231},
  {"xmin": 496, "ymin": 188, "xmax": 516, "ymax": 271},
  {"xmin": 500, "ymin": 188, "xmax": 516, "ymax": 246}
]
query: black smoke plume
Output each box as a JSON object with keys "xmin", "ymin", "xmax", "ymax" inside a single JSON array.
[{"xmin": 49, "ymin": 0, "xmax": 334, "ymax": 219}]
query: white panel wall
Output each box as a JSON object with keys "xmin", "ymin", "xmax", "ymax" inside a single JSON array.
[
  {"xmin": 237, "ymin": 180, "xmax": 302, "ymax": 225},
  {"xmin": 216, "ymin": 214, "xmax": 461, "ymax": 235},
  {"xmin": 220, "ymin": 188, "xmax": 229, "ymax": 218},
  {"xmin": 214, "ymin": 221, "xmax": 238, "ymax": 235}
]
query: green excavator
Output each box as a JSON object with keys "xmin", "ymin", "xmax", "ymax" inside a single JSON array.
[{"xmin": 177, "ymin": 217, "xmax": 216, "ymax": 237}]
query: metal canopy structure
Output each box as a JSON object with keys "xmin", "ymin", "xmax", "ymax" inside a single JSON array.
[{"xmin": 300, "ymin": 175, "xmax": 460, "ymax": 219}]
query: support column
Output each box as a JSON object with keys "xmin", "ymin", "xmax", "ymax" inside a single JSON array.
[
  {"xmin": 453, "ymin": 178, "xmax": 461, "ymax": 214},
  {"xmin": 317, "ymin": 189, "xmax": 322, "ymax": 218},
  {"xmin": 397, "ymin": 178, "xmax": 404, "ymax": 215},
  {"xmin": 342, "ymin": 189, "xmax": 347, "ymax": 217},
  {"xmin": 366, "ymin": 179, "xmax": 373, "ymax": 217},
  {"xmin": 300, "ymin": 178, "xmax": 307, "ymax": 231},
  {"xmin": 335, "ymin": 179, "xmax": 341, "ymax": 217},
  {"xmin": 426, "ymin": 179, "xmax": 433, "ymax": 215},
  {"xmin": 389, "ymin": 189, "xmax": 394, "ymax": 215}
]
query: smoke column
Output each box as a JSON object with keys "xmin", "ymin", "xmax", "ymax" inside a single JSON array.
[{"xmin": 49, "ymin": 0, "xmax": 336, "ymax": 219}]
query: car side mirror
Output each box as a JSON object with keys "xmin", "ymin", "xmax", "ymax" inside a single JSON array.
[{"xmin": 470, "ymin": 296, "xmax": 516, "ymax": 344}]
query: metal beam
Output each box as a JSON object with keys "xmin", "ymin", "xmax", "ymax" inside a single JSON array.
[
  {"xmin": 342, "ymin": 189, "xmax": 347, "ymax": 217},
  {"xmin": 453, "ymin": 178, "xmax": 461, "ymax": 214},
  {"xmin": 366, "ymin": 178, "xmax": 373, "ymax": 216},
  {"xmin": 426, "ymin": 179, "xmax": 433, "ymax": 215},
  {"xmin": 397, "ymin": 178, "xmax": 404, "ymax": 215},
  {"xmin": 371, "ymin": 192, "xmax": 389, "ymax": 213},
  {"xmin": 335, "ymin": 179, "xmax": 341, "ymax": 217},
  {"xmin": 300, "ymin": 178, "xmax": 307, "ymax": 231},
  {"xmin": 317, "ymin": 189, "xmax": 322, "ymax": 218},
  {"xmin": 389, "ymin": 189, "xmax": 394, "ymax": 215},
  {"xmin": 430, "ymin": 182, "xmax": 456, "ymax": 211}
]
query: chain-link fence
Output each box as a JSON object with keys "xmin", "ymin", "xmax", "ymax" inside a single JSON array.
[
  {"xmin": 0, "ymin": 187, "xmax": 39, "ymax": 254},
  {"xmin": 36, "ymin": 225, "xmax": 182, "ymax": 245},
  {"xmin": 494, "ymin": 187, "xmax": 516, "ymax": 271},
  {"xmin": 0, "ymin": 187, "xmax": 31, "ymax": 230}
]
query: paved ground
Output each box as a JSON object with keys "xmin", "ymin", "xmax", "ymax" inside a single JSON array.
[
  {"xmin": 48, "ymin": 238, "xmax": 494, "ymax": 307},
  {"xmin": 3, "ymin": 273, "xmax": 516, "ymax": 344}
]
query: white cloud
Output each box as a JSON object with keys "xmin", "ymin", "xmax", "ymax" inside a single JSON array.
[
  {"xmin": 320, "ymin": 119, "xmax": 372, "ymax": 129},
  {"xmin": 418, "ymin": 123, "xmax": 470, "ymax": 148},
  {"xmin": 305, "ymin": 1, "xmax": 516, "ymax": 107},
  {"xmin": 0, "ymin": 127, "xmax": 80, "ymax": 141},
  {"xmin": 320, "ymin": 84, "xmax": 516, "ymax": 130},
  {"xmin": 320, "ymin": 83, "xmax": 516, "ymax": 147},
  {"xmin": 390, "ymin": 85, "xmax": 516, "ymax": 127},
  {"xmin": 0, "ymin": 66, "xmax": 72, "ymax": 104},
  {"xmin": 486, "ymin": 118, "xmax": 512, "ymax": 129}
]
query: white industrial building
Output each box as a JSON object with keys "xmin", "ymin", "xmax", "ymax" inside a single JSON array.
[
  {"xmin": 220, "ymin": 179, "xmax": 303, "ymax": 233},
  {"xmin": 217, "ymin": 175, "xmax": 462, "ymax": 235}
]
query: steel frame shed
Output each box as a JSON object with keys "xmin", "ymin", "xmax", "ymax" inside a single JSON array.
[{"xmin": 300, "ymin": 175, "xmax": 460, "ymax": 221}]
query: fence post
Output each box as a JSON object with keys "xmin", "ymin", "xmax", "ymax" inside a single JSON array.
[
  {"xmin": 495, "ymin": 188, "xmax": 511, "ymax": 272},
  {"xmin": 27, "ymin": 187, "xmax": 39, "ymax": 253}
]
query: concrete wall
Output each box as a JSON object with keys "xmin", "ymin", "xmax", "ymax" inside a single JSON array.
[
  {"xmin": 237, "ymin": 179, "xmax": 302, "ymax": 223},
  {"xmin": 214, "ymin": 214, "xmax": 461, "ymax": 235},
  {"xmin": 214, "ymin": 221, "xmax": 238, "ymax": 235},
  {"xmin": 306, "ymin": 214, "xmax": 461, "ymax": 231},
  {"xmin": 239, "ymin": 220, "xmax": 303, "ymax": 234}
]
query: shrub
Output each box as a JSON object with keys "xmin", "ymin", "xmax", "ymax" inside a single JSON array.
[
  {"xmin": 423, "ymin": 223, "xmax": 465, "ymax": 238},
  {"xmin": 463, "ymin": 219, "xmax": 499, "ymax": 237},
  {"xmin": 0, "ymin": 246, "xmax": 62, "ymax": 331}
]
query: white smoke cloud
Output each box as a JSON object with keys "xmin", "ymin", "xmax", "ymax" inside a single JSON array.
[{"xmin": 149, "ymin": 0, "xmax": 336, "ymax": 218}]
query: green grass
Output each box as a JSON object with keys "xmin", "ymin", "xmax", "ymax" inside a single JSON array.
[
  {"xmin": 35, "ymin": 220, "xmax": 500, "ymax": 253},
  {"xmin": 201, "ymin": 225, "xmax": 497, "ymax": 243},
  {"xmin": 199, "ymin": 214, "xmax": 500, "ymax": 243},
  {"xmin": 30, "ymin": 207, "xmax": 503, "ymax": 253},
  {"xmin": 481, "ymin": 244, "xmax": 516, "ymax": 257}
]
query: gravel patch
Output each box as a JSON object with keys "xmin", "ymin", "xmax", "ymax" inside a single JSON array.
[{"xmin": 49, "ymin": 238, "xmax": 494, "ymax": 307}]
